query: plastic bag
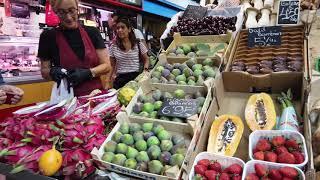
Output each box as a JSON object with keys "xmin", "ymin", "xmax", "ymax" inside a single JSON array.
[{"xmin": 50, "ymin": 78, "xmax": 74, "ymax": 105}]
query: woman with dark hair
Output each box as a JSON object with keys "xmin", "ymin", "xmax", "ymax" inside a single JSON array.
[{"xmin": 109, "ymin": 17, "xmax": 149, "ymax": 89}]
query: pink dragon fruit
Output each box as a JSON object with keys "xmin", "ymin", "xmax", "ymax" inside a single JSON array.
[
  {"xmin": 82, "ymin": 134, "xmax": 106, "ymax": 152},
  {"xmin": 10, "ymin": 145, "xmax": 51, "ymax": 173},
  {"xmin": 0, "ymin": 117, "xmax": 36, "ymax": 140},
  {"xmin": 84, "ymin": 116, "xmax": 104, "ymax": 135},
  {"xmin": 62, "ymin": 124, "xmax": 86, "ymax": 149},
  {"xmin": 0, "ymin": 143, "xmax": 35, "ymax": 164},
  {"xmin": 0, "ymin": 138, "xmax": 13, "ymax": 150},
  {"xmin": 62, "ymin": 149, "xmax": 95, "ymax": 179}
]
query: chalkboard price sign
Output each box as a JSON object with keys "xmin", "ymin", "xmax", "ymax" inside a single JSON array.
[
  {"xmin": 182, "ymin": 5, "xmax": 208, "ymax": 20},
  {"xmin": 277, "ymin": 0, "xmax": 300, "ymax": 25},
  {"xmin": 158, "ymin": 98, "xmax": 199, "ymax": 118},
  {"xmin": 248, "ymin": 26, "xmax": 282, "ymax": 48}
]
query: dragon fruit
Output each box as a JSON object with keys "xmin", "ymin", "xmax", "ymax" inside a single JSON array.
[
  {"xmin": 84, "ymin": 116, "xmax": 104, "ymax": 135},
  {"xmin": 0, "ymin": 143, "xmax": 35, "ymax": 164},
  {"xmin": 82, "ymin": 134, "xmax": 106, "ymax": 151},
  {"xmin": 0, "ymin": 117, "xmax": 36, "ymax": 140},
  {"xmin": 0, "ymin": 138, "xmax": 13, "ymax": 150},
  {"xmin": 62, "ymin": 124, "xmax": 86, "ymax": 149},
  {"xmin": 10, "ymin": 145, "xmax": 51, "ymax": 173},
  {"xmin": 62, "ymin": 149, "xmax": 95, "ymax": 179}
]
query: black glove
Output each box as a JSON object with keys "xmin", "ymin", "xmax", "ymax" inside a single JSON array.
[
  {"xmin": 50, "ymin": 67, "xmax": 67, "ymax": 87},
  {"xmin": 67, "ymin": 68, "xmax": 93, "ymax": 87}
]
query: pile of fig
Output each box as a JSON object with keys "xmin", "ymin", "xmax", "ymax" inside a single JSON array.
[
  {"xmin": 231, "ymin": 57, "xmax": 303, "ymax": 74},
  {"xmin": 169, "ymin": 16, "xmax": 237, "ymax": 36}
]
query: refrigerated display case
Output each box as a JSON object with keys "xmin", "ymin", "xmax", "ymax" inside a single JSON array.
[{"xmin": 0, "ymin": 36, "xmax": 43, "ymax": 84}]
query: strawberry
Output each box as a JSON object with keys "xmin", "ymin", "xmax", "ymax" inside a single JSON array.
[
  {"xmin": 271, "ymin": 136, "xmax": 285, "ymax": 147},
  {"xmin": 208, "ymin": 161, "xmax": 222, "ymax": 172},
  {"xmin": 254, "ymin": 163, "xmax": 268, "ymax": 177},
  {"xmin": 285, "ymin": 139, "xmax": 299, "ymax": 151},
  {"xmin": 225, "ymin": 163, "xmax": 243, "ymax": 175},
  {"xmin": 291, "ymin": 151, "xmax": 304, "ymax": 164},
  {"xmin": 275, "ymin": 146, "xmax": 289, "ymax": 155},
  {"xmin": 220, "ymin": 172, "xmax": 230, "ymax": 180},
  {"xmin": 245, "ymin": 173, "xmax": 259, "ymax": 180},
  {"xmin": 264, "ymin": 151, "xmax": 277, "ymax": 162},
  {"xmin": 195, "ymin": 165, "xmax": 207, "ymax": 176},
  {"xmin": 268, "ymin": 169, "xmax": 282, "ymax": 180},
  {"xmin": 231, "ymin": 175, "xmax": 242, "ymax": 180},
  {"xmin": 198, "ymin": 159, "xmax": 211, "ymax": 168},
  {"xmin": 253, "ymin": 151, "xmax": 264, "ymax": 160},
  {"xmin": 256, "ymin": 139, "xmax": 271, "ymax": 151},
  {"xmin": 205, "ymin": 170, "xmax": 218, "ymax": 180},
  {"xmin": 279, "ymin": 167, "xmax": 298, "ymax": 178},
  {"xmin": 253, "ymin": 148, "xmax": 259, "ymax": 154},
  {"xmin": 277, "ymin": 152, "xmax": 296, "ymax": 164}
]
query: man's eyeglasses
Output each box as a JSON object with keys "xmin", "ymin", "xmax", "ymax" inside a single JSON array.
[{"xmin": 56, "ymin": 8, "xmax": 78, "ymax": 18}]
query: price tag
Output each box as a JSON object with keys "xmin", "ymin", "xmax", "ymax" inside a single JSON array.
[
  {"xmin": 182, "ymin": 5, "xmax": 208, "ymax": 20},
  {"xmin": 248, "ymin": 26, "xmax": 282, "ymax": 48},
  {"xmin": 277, "ymin": 0, "xmax": 300, "ymax": 25},
  {"xmin": 158, "ymin": 98, "xmax": 199, "ymax": 119}
]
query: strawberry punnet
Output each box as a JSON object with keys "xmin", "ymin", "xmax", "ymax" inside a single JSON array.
[{"xmin": 256, "ymin": 139, "xmax": 271, "ymax": 151}]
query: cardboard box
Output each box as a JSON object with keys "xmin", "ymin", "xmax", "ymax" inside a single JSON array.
[
  {"xmin": 164, "ymin": 32, "xmax": 235, "ymax": 65},
  {"xmin": 125, "ymin": 81, "xmax": 213, "ymax": 131},
  {"xmin": 223, "ymin": 26, "xmax": 309, "ymax": 98},
  {"xmin": 91, "ymin": 112, "xmax": 197, "ymax": 180},
  {"xmin": 181, "ymin": 74, "xmax": 307, "ymax": 179}
]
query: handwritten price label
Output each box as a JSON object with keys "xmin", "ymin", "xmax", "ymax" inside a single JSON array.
[
  {"xmin": 158, "ymin": 98, "xmax": 199, "ymax": 118},
  {"xmin": 248, "ymin": 26, "xmax": 282, "ymax": 48},
  {"xmin": 278, "ymin": 0, "xmax": 300, "ymax": 25}
]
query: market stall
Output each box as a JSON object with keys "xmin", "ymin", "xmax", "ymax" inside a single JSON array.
[{"xmin": 0, "ymin": 0, "xmax": 319, "ymax": 179}]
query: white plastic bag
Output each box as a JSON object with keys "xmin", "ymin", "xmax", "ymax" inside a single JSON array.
[{"xmin": 50, "ymin": 78, "xmax": 74, "ymax": 105}]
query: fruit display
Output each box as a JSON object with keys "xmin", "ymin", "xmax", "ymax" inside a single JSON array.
[
  {"xmin": 0, "ymin": 90, "xmax": 121, "ymax": 178},
  {"xmin": 207, "ymin": 115, "xmax": 244, "ymax": 156},
  {"xmin": 251, "ymin": 136, "xmax": 306, "ymax": 165},
  {"xmin": 149, "ymin": 55, "xmax": 158, "ymax": 69},
  {"xmin": 192, "ymin": 160, "xmax": 243, "ymax": 180},
  {"xmin": 131, "ymin": 88, "xmax": 207, "ymax": 122},
  {"xmin": 244, "ymin": 162, "xmax": 303, "ymax": 180},
  {"xmin": 151, "ymin": 58, "xmax": 218, "ymax": 86},
  {"xmin": 169, "ymin": 16, "xmax": 237, "ymax": 36},
  {"xmin": 167, "ymin": 43, "xmax": 226, "ymax": 58},
  {"xmin": 245, "ymin": 93, "xmax": 276, "ymax": 131},
  {"xmin": 100, "ymin": 122, "xmax": 189, "ymax": 177},
  {"xmin": 231, "ymin": 57, "xmax": 303, "ymax": 74}
]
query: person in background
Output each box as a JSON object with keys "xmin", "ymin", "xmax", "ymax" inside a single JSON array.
[
  {"xmin": 109, "ymin": 17, "xmax": 149, "ymax": 89},
  {"xmin": 38, "ymin": 0, "xmax": 111, "ymax": 96},
  {"xmin": 108, "ymin": 11, "xmax": 146, "ymax": 45},
  {"xmin": 0, "ymin": 74, "xmax": 24, "ymax": 105}
]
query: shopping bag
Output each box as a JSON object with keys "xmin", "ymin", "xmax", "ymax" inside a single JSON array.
[{"xmin": 50, "ymin": 78, "xmax": 74, "ymax": 105}]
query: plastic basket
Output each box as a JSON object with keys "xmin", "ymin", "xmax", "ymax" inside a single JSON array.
[
  {"xmin": 188, "ymin": 152, "xmax": 245, "ymax": 180},
  {"xmin": 242, "ymin": 160, "xmax": 305, "ymax": 180},
  {"xmin": 249, "ymin": 130, "xmax": 308, "ymax": 168}
]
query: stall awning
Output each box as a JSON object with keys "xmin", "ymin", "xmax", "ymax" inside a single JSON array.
[{"xmin": 143, "ymin": 0, "xmax": 179, "ymax": 18}]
